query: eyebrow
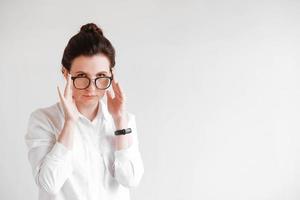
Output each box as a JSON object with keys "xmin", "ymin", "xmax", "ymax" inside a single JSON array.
[{"xmin": 74, "ymin": 71, "xmax": 109, "ymax": 76}]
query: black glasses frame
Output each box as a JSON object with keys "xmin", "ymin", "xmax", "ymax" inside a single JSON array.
[{"xmin": 71, "ymin": 74, "xmax": 114, "ymax": 90}]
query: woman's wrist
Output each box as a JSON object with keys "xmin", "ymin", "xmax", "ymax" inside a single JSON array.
[
  {"xmin": 113, "ymin": 114, "xmax": 128, "ymax": 130},
  {"xmin": 64, "ymin": 119, "xmax": 77, "ymax": 126},
  {"xmin": 58, "ymin": 119, "xmax": 76, "ymax": 149}
]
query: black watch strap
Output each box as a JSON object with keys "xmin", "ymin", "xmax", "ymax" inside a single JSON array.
[{"xmin": 114, "ymin": 128, "xmax": 132, "ymax": 136}]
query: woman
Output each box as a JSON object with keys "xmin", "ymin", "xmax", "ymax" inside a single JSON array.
[{"xmin": 25, "ymin": 23, "xmax": 144, "ymax": 200}]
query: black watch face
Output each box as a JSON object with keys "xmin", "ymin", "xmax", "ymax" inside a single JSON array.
[
  {"xmin": 115, "ymin": 130, "xmax": 125, "ymax": 135},
  {"xmin": 115, "ymin": 128, "xmax": 132, "ymax": 135}
]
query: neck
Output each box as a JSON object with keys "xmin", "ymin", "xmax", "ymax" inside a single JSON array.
[{"xmin": 76, "ymin": 101, "xmax": 100, "ymax": 121}]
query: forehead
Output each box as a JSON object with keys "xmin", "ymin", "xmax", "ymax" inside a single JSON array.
[{"xmin": 71, "ymin": 54, "xmax": 110, "ymax": 74}]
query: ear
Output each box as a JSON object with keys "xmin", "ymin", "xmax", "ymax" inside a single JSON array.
[
  {"xmin": 61, "ymin": 67, "xmax": 68, "ymax": 80},
  {"xmin": 110, "ymin": 67, "xmax": 115, "ymax": 77}
]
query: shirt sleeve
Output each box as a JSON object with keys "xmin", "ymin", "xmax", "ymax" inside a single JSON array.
[
  {"xmin": 113, "ymin": 113, "xmax": 144, "ymax": 188},
  {"xmin": 25, "ymin": 109, "xmax": 73, "ymax": 195}
]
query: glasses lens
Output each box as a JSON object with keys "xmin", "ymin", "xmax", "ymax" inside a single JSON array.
[
  {"xmin": 96, "ymin": 77, "xmax": 111, "ymax": 89},
  {"xmin": 74, "ymin": 77, "xmax": 90, "ymax": 89}
]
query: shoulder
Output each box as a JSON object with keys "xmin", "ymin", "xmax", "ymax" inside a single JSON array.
[
  {"xmin": 28, "ymin": 102, "xmax": 64, "ymax": 131},
  {"xmin": 26, "ymin": 103, "xmax": 62, "ymax": 148},
  {"xmin": 30, "ymin": 102, "xmax": 62, "ymax": 119}
]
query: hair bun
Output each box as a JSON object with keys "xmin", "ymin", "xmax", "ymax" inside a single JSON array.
[{"xmin": 80, "ymin": 23, "xmax": 103, "ymax": 36}]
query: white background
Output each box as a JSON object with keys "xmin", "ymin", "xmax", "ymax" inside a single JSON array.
[{"xmin": 1, "ymin": 0, "xmax": 300, "ymax": 199}]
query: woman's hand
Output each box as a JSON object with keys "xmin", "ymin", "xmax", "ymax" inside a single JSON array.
[
  {"xmin": 106, "ymin": 79, "xmax": 127, "ymax": 124},
  {"xmin": 57, "ymin": 74, "xmax": 80, "ymax": 123},
  {"xmin": 107, "ymin": 79, "xmax": 132, "ymax": 150}
]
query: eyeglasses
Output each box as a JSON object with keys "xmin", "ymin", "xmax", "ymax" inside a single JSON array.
[{"xmin": 71, "ymin": 75, "xmax": 113, "ymax": 90}]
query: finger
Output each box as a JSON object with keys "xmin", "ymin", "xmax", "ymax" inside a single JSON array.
[
  {"xmin": 72, "ymin": 98, "xmax": 79, "ymax": 112},
  {"xmin": 106, "ymin": 90, "xmax": 112, "ymax": 99},
  {"xmin": 106, "ymin": 90, "xmax": 114, "ymax": 102},
  {"xmin": 112, "ymin": 79, "xmax": 123, "ymax": 99},
  {"xmin": 111, "ymin": 79, "xmax": 121, "ymax": 96},
  {"xmin": 64, "ymin": 74, "xmax": 72, "ymax": 98},
  {"xmin": 57, "ymin": 86, "xmax": 66, "ymax": 105},
  {"xmin": 115, "ymin": 82, "xmax": 125, "ymax": 100}
]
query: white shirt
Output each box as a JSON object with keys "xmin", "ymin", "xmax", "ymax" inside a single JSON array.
[{"xmin": 25, "ymin": 99, "xmax": 144, "ymax": 200}]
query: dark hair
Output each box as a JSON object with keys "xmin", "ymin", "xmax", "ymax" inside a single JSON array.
[{"xmin": 61, "ymin": 23, "xmax": 115, "ymax": 71}]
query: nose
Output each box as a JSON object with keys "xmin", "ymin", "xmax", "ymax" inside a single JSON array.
[{"xmin": 86, "ymin": 81, "xmax": 97, "ymax": 91}]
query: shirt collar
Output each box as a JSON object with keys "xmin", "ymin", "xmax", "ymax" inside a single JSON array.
[
  {"xmin": 99, "ymin": 99, "xmax": 110, "ymax": 122},
  {"xmin": 79, "ymin": 99, "xmax": 110, "ymax": 123}
]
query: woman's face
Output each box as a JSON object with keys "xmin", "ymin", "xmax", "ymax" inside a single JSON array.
[{"xmin": 63, "ymin": 53, "xmax": 112, "ymax": 107}]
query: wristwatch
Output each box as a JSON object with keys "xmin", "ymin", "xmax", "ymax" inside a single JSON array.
[{"xmin": 114, "ymin": 128, "xmax": 132, "ymax": 136}]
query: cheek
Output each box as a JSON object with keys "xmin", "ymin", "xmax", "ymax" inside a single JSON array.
[
  {"xmin": 97, "ymin": 90, "xmax": 106, "ymax": 98},
  {"xmin": 72, "ymin": 89, "xmax": 82, "ymax": 100}
]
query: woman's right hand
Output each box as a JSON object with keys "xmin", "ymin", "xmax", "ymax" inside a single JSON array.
[{"xmin": 57, "ymin": 74, "xmax": 80, "ymax": 123}]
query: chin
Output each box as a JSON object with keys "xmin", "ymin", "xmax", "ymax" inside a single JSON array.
[{"xmin": 77, "ymin": 97, "xmax": 98, "ymax": 105}]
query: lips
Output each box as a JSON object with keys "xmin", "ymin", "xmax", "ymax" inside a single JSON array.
[{"xmin": 83, "ymin": 94, "xmax": 97, "ymax": 97}]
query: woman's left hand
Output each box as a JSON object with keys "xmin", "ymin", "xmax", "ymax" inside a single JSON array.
[
  {"xmin": 106, "ymin": 79, "xmax": 127, "ymax": 121},
  {"xmin": 107, "ymin": 79, "xmax": 132, "ymax": 149}
]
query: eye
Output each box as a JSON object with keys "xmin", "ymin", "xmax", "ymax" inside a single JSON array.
[
  {"xmin": 77, "ymin": 73, "xmax": 86, "ymax": 77},
  {"xmin": 97, "ymin": 73, "xmax": 106, "ymax": 77}
]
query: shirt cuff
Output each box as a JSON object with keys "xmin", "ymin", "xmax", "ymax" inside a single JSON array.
[{"xmin": 114, "ymin": 144, "xmax": 139, "ymax": 162}]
